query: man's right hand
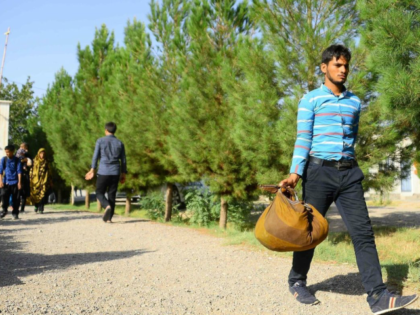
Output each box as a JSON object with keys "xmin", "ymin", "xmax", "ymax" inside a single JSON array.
[
  {"xmin": 85, "ymin": 169, "xmax": 95, "ymax": 180},
  {"xmin": 279, "ymin": 173, "xmax": 300, "ymax": 189}
]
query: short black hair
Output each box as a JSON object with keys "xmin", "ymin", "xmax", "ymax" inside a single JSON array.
[
  {"xmin": 322, "ymin": 45, "xmax": 351, "ymax": 65},
  {"xmin": 105, "ymin": 122, "xmax": 117, "ymax": 134},
  {"xmin": 5, "ymin": 145, "xmax": 15, "ymax": 152}
]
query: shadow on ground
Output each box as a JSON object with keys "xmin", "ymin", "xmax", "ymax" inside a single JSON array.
[
  {"xmin": 309, "ymin": 272, "xmax": 365, "ymax": 295},
  {"xmin": 309, "ymin": 272, "xmax": 420, "ymax": 313},
  {"xmin": 0, "ymin": 210, "xmax": 149, "ymax": 227},
  {"xmin": 327, "ymin": 210, "xmax": 420, "ymax": 232},
  {"xmin": 0, "ymin": 225, "xmax": 153, "ymax": 288}
]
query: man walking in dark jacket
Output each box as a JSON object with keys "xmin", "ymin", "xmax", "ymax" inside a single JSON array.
[{"xmin": 85, "ymin": 122, "xmax": 127, "ymax": 222}]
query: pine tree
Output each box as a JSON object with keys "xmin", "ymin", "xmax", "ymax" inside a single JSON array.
[
  {"xmin": 40, "ymin": 25, "xmax": 118, "ymax": 204},
  {"xmin": 239, "ymin": 0, "xmax": 360, "ymax": 187},
  {"xmin": 147, "ymin": 0, "xmax": 194, "ymax": 220},
  {"xmin": 39, "ymin": 69, "xmax": 79, "ymax": 188},
  {"xmin": 97, "ymin": 19, "xmax": 172, "ymax": 214},
  {"xmin": 166, "ymin": 0, "xmax": 256, "ymax": 228},
  {"xmin": 358, "ymin": 0, "xmax": 420, "ymax": 179}
]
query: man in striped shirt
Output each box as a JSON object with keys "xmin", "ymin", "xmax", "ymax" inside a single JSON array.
[{"xmin": 280, "ymin": 45, "xmax": 417, "ymax": 314}]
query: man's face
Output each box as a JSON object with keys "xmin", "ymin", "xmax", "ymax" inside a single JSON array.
[
  {"xmin": 321, "ymin": 56, "xmax": 349, "ymax": 85},
  {"xmin": 20, "ymin": 144, "xmax": 28, "ymax": 151},
  {"xmin": 5, "ymin": 149, "xmax": 14, "ymax": 158}
]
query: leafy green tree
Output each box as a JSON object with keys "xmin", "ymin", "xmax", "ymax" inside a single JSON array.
[
  {"xmin": 0, "ymin": 78, "xmax": 38, "ymax": 145},
  {"xmin": 0, "ymin": 77, "xmax": 70, "ymax": 202}
]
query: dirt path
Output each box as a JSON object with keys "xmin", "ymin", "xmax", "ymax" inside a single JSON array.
[{"xmin": 0, "ymin": 207, "xmax": 419, "ymax": 315}]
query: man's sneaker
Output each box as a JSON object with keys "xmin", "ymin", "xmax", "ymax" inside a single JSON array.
[
  {"xmin": 369, "ymin": 289, "xmax": 418, "ymax": 314},
  {"xmin": 289, "ymin": 281, "xmax": 320, "ymax": 305},
  {"xmin": 103, "ymin": 207, "xmax": 112, "ymax": 222},
  {"xmin": 1, "ymin": 211, "xmax": 8, "ymax": 218},
  {"xmin": 12, "ymin": 214, "xmax": 19, "ymax": 220},
  {"xmin": 34, "ymin": 207, "xmax": 38, "ymax": 213}
]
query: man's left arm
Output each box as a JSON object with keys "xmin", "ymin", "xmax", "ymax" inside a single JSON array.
[
  {"xmin": 17, "ymin": 159, "xmax": 22, "ymax": 190},
  {"xmin": 86, "ymin": 139, "xmax": 100, "ymax": 180},
  {"xmin": 120, "ymin": 143, "xmax": 127, "ymax": 184},
  {"xmin": 353, "ymin": 106, "xmax": 361, "ymax": 143}
]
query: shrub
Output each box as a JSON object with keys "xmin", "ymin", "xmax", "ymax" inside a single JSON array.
[
  {"xmin": 139, "ymin": 191, "xmax": 165, "ymax": 220},
  {"xmin": 185, "ymin": 189, "xmax": 254, "ymax": 230},
  {"xmin": 184, "ymin": 190, "xmax": 220, "ymax": 226}
]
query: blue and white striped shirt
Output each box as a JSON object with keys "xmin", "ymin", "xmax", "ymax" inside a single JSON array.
[{"xmin": 290, "ymin": 84, "xmax": 361, "ymax": 176}]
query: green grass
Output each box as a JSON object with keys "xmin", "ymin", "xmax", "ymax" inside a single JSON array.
[{"xmin": 49, "ymin": 203, "xmax": 420, "ymax": 292}]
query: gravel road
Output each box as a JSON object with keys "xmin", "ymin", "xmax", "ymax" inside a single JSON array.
[{"xmin": 0, "ymin": 207, "xmax": 419, "ymax": 315}]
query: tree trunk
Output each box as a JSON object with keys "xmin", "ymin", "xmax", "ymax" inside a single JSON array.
[
  {"xmin": 97, "ymin": 199, "xmax": 102, "ymax": 212},
  {"xmin": 164, "ymin": 183, "xmax": 174, "ymax": 222},
  {"xmin": 57, "ymin": 189, "xmax": 62, "ymax": 203},
  {"xmin": 70, "ymin": 184, "xmax": 75, "ymax": 205},
  {"xmin": 125, "ymin": 197, "xmax": 131, "ymax": 216},
  {"xmin": 219, "ymin": 197, "xmax": 228, "ymax": 229},
  {"xmin": 85, "ymin": 189, "xmax": 90, "ymax": 209}
]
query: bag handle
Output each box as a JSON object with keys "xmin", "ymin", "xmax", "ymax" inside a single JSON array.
[{"xmin": 259, "ymin": 185, "xmax": 299, "ymax": 201}]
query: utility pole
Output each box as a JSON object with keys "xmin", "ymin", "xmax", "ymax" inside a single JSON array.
[{"xmin": 0, "ymin": 27, "xmax": 10, "ymax": 88}]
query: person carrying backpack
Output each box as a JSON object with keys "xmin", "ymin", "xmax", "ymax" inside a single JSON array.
[{"xmin": 0, "ymin": 145, "xmax": 22, "ymax": 219}]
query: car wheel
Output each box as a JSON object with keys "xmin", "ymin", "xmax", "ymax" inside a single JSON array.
[{"xmin": 172, "ymin": 186, "xmax": 186, "ymax": 210}]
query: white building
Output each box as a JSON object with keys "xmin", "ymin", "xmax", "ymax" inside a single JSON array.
[
  {"xmin": 366, "ymin": 138, "xmax": 420, "ymax": 200},
  {"xmin": 0, "ymin": 100, "xmax": 12, "ymax": 150}
]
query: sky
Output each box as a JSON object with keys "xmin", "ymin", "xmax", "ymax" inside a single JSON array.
[{"xmin": 0, "ymin": 0, "xmax": 152, "ymax": 98}]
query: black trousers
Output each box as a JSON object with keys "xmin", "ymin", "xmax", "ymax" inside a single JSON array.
[
  {"xmin": 35, "ymin": 201, "xmax": 45, "ymax": 212},
  {"xmin": 18, "ymin": 174, "xmax": 30, "ymax": 212},
  {"xmin": 288, "ymin": 161, "xmax": 387, "ymax": 297},
  {"xmin": 96, "ymin": 174, "xmax": 119, "ymax": 220},
  {"xmin": 1, "ymin": 184, "xmax": 19, "ymax": 216}
]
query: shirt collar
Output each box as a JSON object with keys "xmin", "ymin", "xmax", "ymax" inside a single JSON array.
[
  {"xmin": 321, "ymin": 83, "xmax": 347, "ymax": 98},
  {"xmin": 106, "ymin": 134, "xmax": 116, "ymax": 138}
]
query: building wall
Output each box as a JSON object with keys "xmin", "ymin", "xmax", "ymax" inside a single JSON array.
[
  {"xmin": 366, "ymin": 140, "xmax": 420, "ymax": 200},
  {"xmin": 0, "ymin": 100, "xmax": 12, "ymax": 151}
]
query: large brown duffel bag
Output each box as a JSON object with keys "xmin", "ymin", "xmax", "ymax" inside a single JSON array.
[{"xmin": 255, "ymin": 185, "xmax": 329, "ymax": 252}]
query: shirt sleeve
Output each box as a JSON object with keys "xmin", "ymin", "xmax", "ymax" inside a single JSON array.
[
  {"xmin": 289, "ymin": 96, "xmax": 315, "ymax": 176},
  {"xmin": 353, "ymin": 104, "xmax": 361, "ymax": 143},
  {"xmin": 17, "ymin": 159, "xmax": 22, "ymax": 175},
  {"xmin": 0, "ymin": 157, "xmax": 4, "ymax": 174},
  {"xmin": 120, "ymin": 143, "xmax": 127, "ymax": 174},
  {"xmin": 91, "ymin": 139, "xmax": 101, "ymax": 169}
]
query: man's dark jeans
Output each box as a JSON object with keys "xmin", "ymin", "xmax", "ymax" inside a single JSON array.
[
  {"xmin": 18, "ymin": 174, "xmax": 30, "ymax": 212},
  {"xmin": 1, "ymin": 184, "xmax": 19, "ymax": 216},
  {"xmin": 96, "ymin": 174, "xmax": 119, "ymax": 220},
  {"xmin": 288, "ymin": 161, "xmax": 387, "ymax": 297}
]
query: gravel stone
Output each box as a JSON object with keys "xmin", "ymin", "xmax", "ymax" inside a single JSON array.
[{"xmin": 0, "ymin": 206, "xmax": 418, "ymax": 314}]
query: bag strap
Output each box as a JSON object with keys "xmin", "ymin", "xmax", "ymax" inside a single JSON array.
[{"xmin": 259, "ymin": 185, "xmax": 299, "ymax": 201}]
